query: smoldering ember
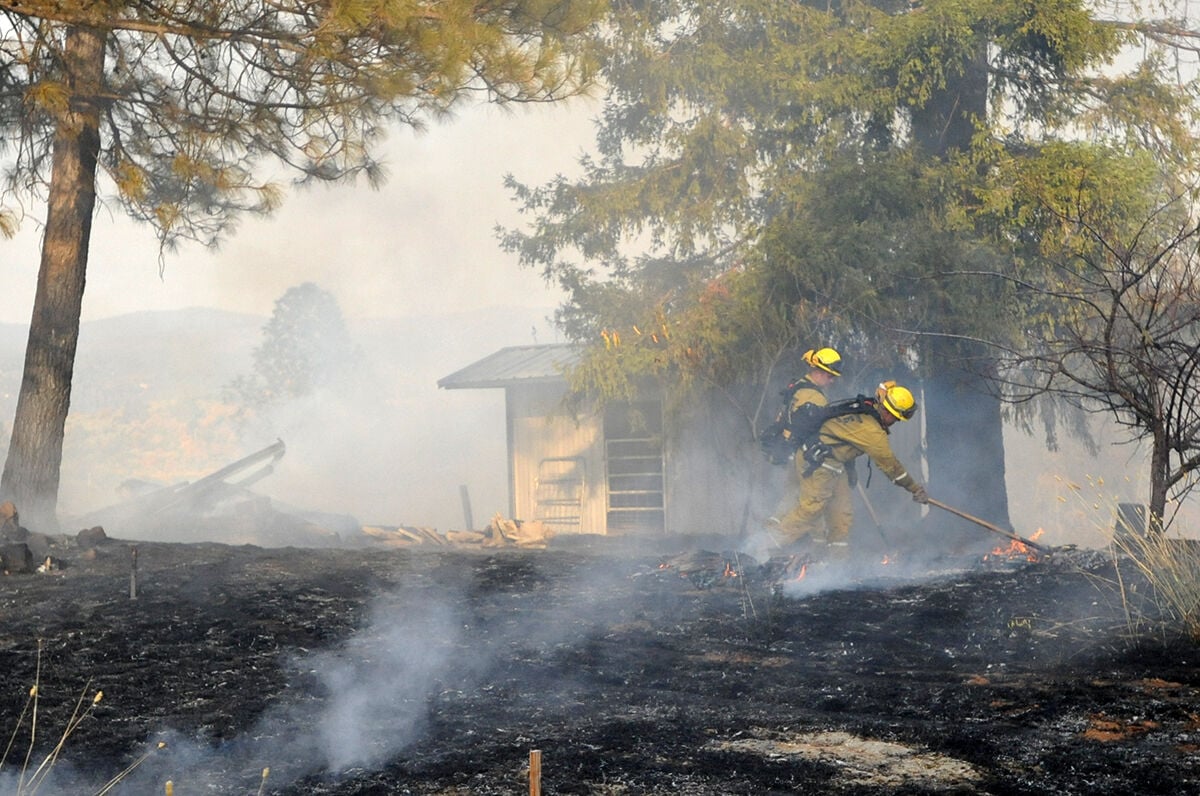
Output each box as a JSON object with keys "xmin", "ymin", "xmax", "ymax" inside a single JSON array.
[{"xmin": 0, "ymin": 495, "xmax": 1197, "ymax": 796}]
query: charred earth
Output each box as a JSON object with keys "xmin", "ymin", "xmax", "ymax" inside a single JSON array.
[{"xmin": 0, "ymin": 536, "xmax": 1196, "ymax": 795}]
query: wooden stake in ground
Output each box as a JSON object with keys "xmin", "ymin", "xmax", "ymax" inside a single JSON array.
[{"xmin": 529, "ymin": 749, "xmax": 542, "ymax": 796}]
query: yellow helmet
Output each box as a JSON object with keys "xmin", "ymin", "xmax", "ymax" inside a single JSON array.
[
  {"xmin": 803, "ymin": 347, "xmax": 842, "ymax": 377},
  {"xmin": 877, "ymin": 382, "xmax": 917, "ymax": 421}
]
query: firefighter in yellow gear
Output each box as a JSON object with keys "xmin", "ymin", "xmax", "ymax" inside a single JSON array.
[
  {"xmin": 787, "ymin": 348, "xmax": 842, "ymax": 415},
  {"xmin": 776, "ymin": 381, "xmax": 929, "ymax": 556},
  {"xmin": 770, "ymin": 347, "xmax": 846, "ymax": 532}
]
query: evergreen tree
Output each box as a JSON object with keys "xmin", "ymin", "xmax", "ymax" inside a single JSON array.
[
  {"xmin": 503, "ymin": 0, "xmax": 1199, "ymax": 537},
  {"xmin": 230, "ymin": 283, "xmax": 359, "ymax": 413}
]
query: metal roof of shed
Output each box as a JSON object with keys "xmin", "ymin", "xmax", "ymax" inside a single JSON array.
[{"xmin": 438, "ymin": 344, "xmax": 583, "ymax": 390}]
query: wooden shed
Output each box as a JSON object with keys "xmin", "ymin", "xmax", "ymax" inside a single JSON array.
[
  {"xmin": 438, "ymin": 344, "xmax": 679, "ymax": 536},
  {"xmin": 439, "ymin": 344, "xmax": 939, "ymax": 542}
]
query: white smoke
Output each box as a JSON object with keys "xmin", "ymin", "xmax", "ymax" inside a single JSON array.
[{"xmin": 302, "ymin": 598, "xmax": 464, "ymax": 770}]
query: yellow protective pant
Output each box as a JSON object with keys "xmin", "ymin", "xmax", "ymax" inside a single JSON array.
[{"xmin": 776, "ymin": 460, "xmax": 853, "ymax": 548}]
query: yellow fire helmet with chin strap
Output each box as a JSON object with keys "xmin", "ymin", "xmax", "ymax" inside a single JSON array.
[
  {"xmin": 802, "ymin": 347, "xmax": 843, "ymax": 377},
  {"xmin": 876, "ymin": 381, "xmax": 918, "ymax": 421}
]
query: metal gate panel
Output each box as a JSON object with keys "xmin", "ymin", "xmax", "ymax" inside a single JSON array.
[{"xmin": 534, "ymin": 456, "xmax": 585, "ymax": 532}]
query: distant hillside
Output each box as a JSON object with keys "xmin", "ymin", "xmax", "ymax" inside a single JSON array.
[
  {"xmin": 0, "ymin": 308, "xmax": 262, "ymax": 419},
  {"xmin": 72, "ymin": 307, "xmax": 263, "ymax": 410},
  {"xmin": 0, "ymin": 305, "xmax": 559, "ymax": 533}
]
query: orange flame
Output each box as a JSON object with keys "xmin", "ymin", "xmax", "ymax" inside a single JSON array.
[{"xmin": 983, "ymin": 528, "xmax": 1045, "ymax": 563}]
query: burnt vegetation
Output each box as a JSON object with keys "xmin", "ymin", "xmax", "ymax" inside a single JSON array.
[{"xmin": 0, "ymin": 537, "xmax": 1196, "ymax": 794}]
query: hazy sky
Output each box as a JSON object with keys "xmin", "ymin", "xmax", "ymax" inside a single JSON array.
[
  {"xmin": 3, "ymin": 97, "xmax": 599, "ymax": 323},
  {"xmin": 1, "ymin": 98, "xmax": 607, "ymax": 534}
]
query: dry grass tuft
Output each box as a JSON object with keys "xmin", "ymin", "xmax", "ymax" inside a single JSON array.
[
  {"xmin": 1109, "ymin": 523, "xmax": 1200, "ymax": 641},
  {"xmin": 1055, "ymin": 474, "xmax": 1200, "ymax": 642}
]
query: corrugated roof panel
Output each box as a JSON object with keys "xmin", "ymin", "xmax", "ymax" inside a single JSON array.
[{"xmin": 438, "ymin": 344, "xmax": 583, "ymax": 389}]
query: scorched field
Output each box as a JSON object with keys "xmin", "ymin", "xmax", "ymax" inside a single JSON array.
[{"xmin": 0, "ymin": 535, "xmax": 1196, "ymax": 795}]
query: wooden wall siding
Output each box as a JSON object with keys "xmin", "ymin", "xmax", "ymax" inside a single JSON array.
[
  {"xmin": 662, "ymin": 397, "xmax": 756, "ymax": 535},
  {"xmin": 510, "ymin": 383, "xmax": 607, "ymax": 534}
]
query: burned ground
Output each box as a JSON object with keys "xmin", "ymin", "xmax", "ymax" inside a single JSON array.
[{"xmin": 0, "ymin": 536, "xmax": 1196, "ymax": 795}]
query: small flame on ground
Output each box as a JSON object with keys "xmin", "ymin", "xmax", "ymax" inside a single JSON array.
[{"xmin": 983, "ymin": 528, "xmax": 1046, "ymax": 563}]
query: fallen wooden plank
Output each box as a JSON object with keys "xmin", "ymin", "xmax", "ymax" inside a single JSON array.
[
  {"xmin": 361, "ymin": 525, "xmax": 425, "ymax": 545},
  {"xmin": 445, "ymin": 530, "xmax": 487, "ymax": 545}
]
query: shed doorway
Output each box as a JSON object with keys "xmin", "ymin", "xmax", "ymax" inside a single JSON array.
[{"xmin": 604, "ymin": 401, "xmax": 665, "ymax": 534}]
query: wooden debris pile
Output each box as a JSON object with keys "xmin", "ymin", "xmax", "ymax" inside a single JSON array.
[{"xmin": 360, "ymin": 513, "xmax": 555, "ymax": 550}]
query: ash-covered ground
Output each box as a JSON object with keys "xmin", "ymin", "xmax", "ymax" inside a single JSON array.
[{"xmin": 0, "ymin": 534, "xmax": 1196, "ymax": 795}]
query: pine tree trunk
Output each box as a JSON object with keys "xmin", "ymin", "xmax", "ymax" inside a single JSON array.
[
  {"xmin": 909, "ymin": 41, "xmax": 988, "ymax": 159},
  {"xmin": 0, "ymin": 26, "xmax": 105, "ymax": 532},
  {"xmin": 909, "ymin": 42, "xmax": 1013, "ymax": 544},
  {"xmin": 924, "ymin": 368, "xmax": 1013, "ymax": 545}
]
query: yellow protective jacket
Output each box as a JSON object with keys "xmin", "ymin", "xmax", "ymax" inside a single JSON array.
[
  {"xmin": 787, "ymin": 376, "xmax": 828, "ymax": 413},
  {"xmin": 815, "ymin": 410, "xmax": 920, "ymax": 493}
]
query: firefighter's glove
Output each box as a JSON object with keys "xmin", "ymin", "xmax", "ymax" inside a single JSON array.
[
  {"xmin": 801, "ymin": 442, "xmax": 832, "ymax": 468},
  {"xmin": 912, "ymin": 485, "xmax": 929, "ymax": 505}
]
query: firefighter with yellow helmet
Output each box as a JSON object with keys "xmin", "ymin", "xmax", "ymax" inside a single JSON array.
[
  {"xmin": 788, "ymin": 347, "xmax": 843, "ymax": 413},
  {"xmin": 775, "ymin": 380, "xmax": 929, "ymax": 558},
  {"xmin": 768, "ymin": 347, "xmax": 846, "ymax": 528}
]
